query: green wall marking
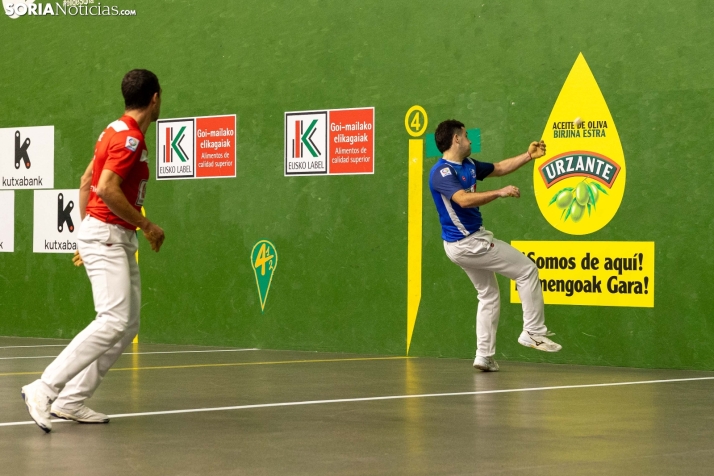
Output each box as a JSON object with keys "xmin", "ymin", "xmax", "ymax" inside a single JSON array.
[
  {"xmin": 424, "ymin": 128, "xmax": 481, "ymax": 158},
  {"xmin": 251, "ymin": 240, "xmax": 278, "ymax": 313}
]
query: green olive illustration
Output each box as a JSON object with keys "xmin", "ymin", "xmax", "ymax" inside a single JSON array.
[
  {"xmin": 588, "ymin": 182, "xmax": 599, "ymax": 203},
  {"xmin": 555, "ymin": 190, "xmax": 574, "ymax": 209},
  {"xmin": 570, "ymin": 201, "xmax": 585, "ymax": 222},
  {"xmin": 575, "ymin": 182, "xmax": 589, "ymax": 206}
]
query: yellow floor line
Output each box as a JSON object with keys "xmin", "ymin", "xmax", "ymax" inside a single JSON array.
[{"xmin": 0, "ymin": 356, "xmax": 411, "ymax": 377}]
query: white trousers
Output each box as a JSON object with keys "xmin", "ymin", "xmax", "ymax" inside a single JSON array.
[
  {"xmin": 444, "ymin": 229, "xmax": 547, "ymax": 358},
  {"xmin": 41, "ymin": 216, "xmax": 140, "ymax": 407}
]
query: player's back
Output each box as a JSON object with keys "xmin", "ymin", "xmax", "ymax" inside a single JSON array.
[
  {"xmin": 93, "ymin": 118, "xmax": 143, "ymax": 168},
  {"xmin": 85, "ymin": 115, "xmax": 149, "ymax": 229}
]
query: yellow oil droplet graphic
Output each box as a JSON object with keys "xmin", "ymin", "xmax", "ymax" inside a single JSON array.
[{"xmin": 534, "ymin": 53, "xmax": 626, "ymax": 235}]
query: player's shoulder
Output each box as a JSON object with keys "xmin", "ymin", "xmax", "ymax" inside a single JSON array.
[
  {"xmin": 466, "ymin": 157, "xmax": 493, "ymax": 168},
  {"xmin": 465, "ymin": 157, "xmax": 494, "ymax": 173},
  {"xmin": 104, "ymin": 118, "xmax": 144, "ymax": 151},
  {"xmin": 430, "ymin": 159, "xmax": 455, "ymax": 176},
  {"xmin": 105, "ymin": 117, "xmax": 144, "ymax": 139}
]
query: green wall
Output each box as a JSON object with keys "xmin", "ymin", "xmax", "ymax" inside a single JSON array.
[{"xmin": 1, "ymin": 1, "xmax": 712, "ymax": 369}]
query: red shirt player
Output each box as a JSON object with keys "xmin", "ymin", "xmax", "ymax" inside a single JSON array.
[
  {"xmin": 22, "ymin": 70, "xmax": 165, "ymax": 433},
  {"xmin": 85, "ymin": 115, "xmax": 150, "ymax": 229}
]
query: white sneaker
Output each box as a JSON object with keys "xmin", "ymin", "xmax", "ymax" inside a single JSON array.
[
  {"xmin": 51, "ymin": 404, "xmax": 109, "ymax": 424},
  {"xmin": 473, "ymin": 355, "xmax": 499, "ymax": 372},
  {"xmin": 21, "ymin": 380, "xmax": 55, "ymax": 433},
  {"xmin": 518, "ymin": 330, "xmax": 562, "ymax": 352}
]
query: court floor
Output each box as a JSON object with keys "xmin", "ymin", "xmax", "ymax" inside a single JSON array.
[{"xmin": 2, "ymin": 337, "xmax": 714, "ymax": 475}]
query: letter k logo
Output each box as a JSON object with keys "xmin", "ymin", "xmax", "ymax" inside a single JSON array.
[
  {"xmin": 57, "ymin": 193, "xmax": 74, "ymax": 233},
  {"xmin": 171, "ymin": 126, "xmax": 189, "ymax": 163},
  {"xmin": 15, "ymin": 131, "xmax": 31, "ymax": 169},
  {"xmin": 301, "ymin": 120, "xmax": 320, "ymax": 158}
]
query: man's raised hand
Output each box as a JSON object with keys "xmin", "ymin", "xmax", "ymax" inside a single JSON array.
[{"xmin": 528, "ymin": 140, "xmax": 547, "ymax": 159}]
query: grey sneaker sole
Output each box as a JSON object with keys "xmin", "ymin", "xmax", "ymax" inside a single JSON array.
[
  {"xmin": 21, "ymin": 391, "xmax": 51, "ymax": 433},
  {"xmin": 473, "ymin": 364, "xmax": 499, "ymax": 371},
  {"xmin": 473, "ymin": 359, "xmax": 500, "ymax": 371},
  {"xmin": 518, "ymin": 338, "xmax": 562, "ymax": 353},
  {"xmin": 50, "ymin": 410, "xmax": 109, "ymax": 424}
]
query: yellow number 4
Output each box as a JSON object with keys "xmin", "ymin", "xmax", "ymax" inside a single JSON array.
[
  {"xmin": 254, "ymin": 243, "xmax": 274, "ymax": 276},
  {"xmin": 410, "ymin": 112, "xmax": 421, "ymax": 131}
]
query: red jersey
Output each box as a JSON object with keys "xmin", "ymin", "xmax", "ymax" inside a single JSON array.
[{"xmin": 86, "ymin": 115, "xmax": 149, "ymax": 230}]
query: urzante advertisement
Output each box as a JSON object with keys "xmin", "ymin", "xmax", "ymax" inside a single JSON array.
[{"xmin": 510, "ymin": 54, "xmax": 655, "ymax": 308}]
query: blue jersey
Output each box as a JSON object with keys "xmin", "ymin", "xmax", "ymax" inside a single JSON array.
[{"xmin": 429, "ymin": 158, "xmax": 495, "ymax": 242}]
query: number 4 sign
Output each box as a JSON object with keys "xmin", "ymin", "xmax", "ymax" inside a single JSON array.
[
  {"xmin": 251, "ymin": 240, "xmax": 278, "ymax": 312},
  {"xmin": 405, "ymin": 105, "xmax": 428, "ymax": 137}
]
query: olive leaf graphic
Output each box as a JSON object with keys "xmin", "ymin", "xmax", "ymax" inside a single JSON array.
[{"xmin": 548, "ymin": 180, "xmax": 608, "ymax": 223}]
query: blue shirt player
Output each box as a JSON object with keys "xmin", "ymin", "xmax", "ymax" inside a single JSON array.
[{"xmin": 428, "ymin": 120, "xmax": 562, "ymax": 372}]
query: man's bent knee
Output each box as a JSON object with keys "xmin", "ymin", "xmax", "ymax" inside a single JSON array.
[
  {"xmin": 476, "ymin": 288, "xmax": 501, "ymax": 305},
  {"xmin": 520, "ymin": 261, "xmax": 540, "ymax": 281}
]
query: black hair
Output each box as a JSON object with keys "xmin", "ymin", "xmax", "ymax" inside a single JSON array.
[
  {"xmin": 121, "ymin": 69, "xmax": 161, "ymax": 110},
  {"xmin": 434, "ymin": 119, "xmax": 465, "ymax": 153}
]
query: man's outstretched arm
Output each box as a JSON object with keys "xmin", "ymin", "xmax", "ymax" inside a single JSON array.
[
  {"xmin": 451, "ymin": 186, "xmax": 521, "ymax": 208},
  {"xmin": 488, "ymin": 141, "xmax": 547, "ymax": 177}
]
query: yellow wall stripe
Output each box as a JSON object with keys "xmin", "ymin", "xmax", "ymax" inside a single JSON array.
[
  {"xmin": 407, "ymin": 139, "xmax": 423, "ymax": 354},
  {"xmin": 132, "ymin": 206, "xmax": 146, "ymax": 345}
]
